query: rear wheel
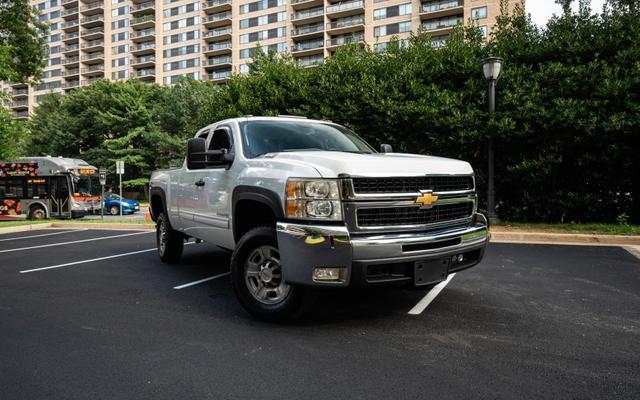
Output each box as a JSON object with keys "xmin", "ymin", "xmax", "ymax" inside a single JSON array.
[
  {"xmin": 28, "ymin": 205, "xmax": 46, "ymax": 220},
  {"xmin": 156, "ymin": 212, "xmax": 183, "ymax": 263},
  {"xmin": 110, "ymin": 205, "xmax": 119, "ymax": 215},
  {"xmin": 231, "ymin": 226, "xmax": 311, "ymax": 321}
]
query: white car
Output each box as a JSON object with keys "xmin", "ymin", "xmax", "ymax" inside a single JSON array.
[{"xmin": 149, "ymin": 116, "xmax": 488, "ymax": 320}]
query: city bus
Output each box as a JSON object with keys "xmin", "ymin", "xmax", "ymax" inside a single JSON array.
[{"xmin": 0, "ymin": 156, "xmax": 102, "ymax": 220}]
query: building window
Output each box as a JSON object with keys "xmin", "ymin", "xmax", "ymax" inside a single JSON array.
[
  {"xmin": 373, "ymin": 3, "xmax": 411, "ymax": 20},
  {"xmin": 163, "ymin": 58, "xmax": 200, "ymax": 72},
  {"xmin": 163, "ymin": 72, "xmax": 199, "ymax": 85},
  {"xmin": 240, "ymin": 12, "xmax": 287, "ymax": 29},
  {"xmin": 239, "ymin": 27, "xmax": 286, "ymax": 44},
  {"xmin": 164, "ymin": 3, "xmax": 199, "ymax": 17},
  {"xmin": 164, "ymin": 30, "xmax": 199, "ymax": 44},
  {"xmin": 239, "ymin": 42, "xmax": 286, "ymax": 59},
  {"xmin": 374, "ymin": 20, "xmax": 411, "ymax": 37},
  {"xmin": 111, "ymin": 6, "xmax": 128, "ymax": 16},
  {"xmin": 112, "ymin": 70, "xmax": 129, "ymax": 80},
  {"xmin": 240, "ymin": 0, "xmax": 286, "ymax": 15},
  {"xmin": 163, "ymin": 44, "xmax": 200, "ymax": 58},
  {"xmin": 479, "ymin": 25, "xmax": 487, "ymax": 38},
  {"xmin": 111, "ymin": 57, "xmax": 129, "ymax": 67},
  {"xmin": 471, "ymin": 6, "xmax": 487, "ymax": 20},
  {"xmin": 163, "ymin": 16, "xmax": 200, "ymax": 31},
  {"xmin": 112, "ymin": 19, "xmax": 129, "ymax": 29}
]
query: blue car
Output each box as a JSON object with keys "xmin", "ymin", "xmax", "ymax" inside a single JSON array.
[{"xmin": 103, "ymin": 193, "xmax": 140, "ymax": 215}]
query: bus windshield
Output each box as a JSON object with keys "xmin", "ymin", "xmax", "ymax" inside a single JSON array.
[{"xmin": 73, "ymin": 175, "xmax": 101, "ymax": 198}]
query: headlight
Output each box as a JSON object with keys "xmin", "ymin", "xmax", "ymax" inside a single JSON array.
[{"xmin": 286, "ymin": 179, "xmax": 342, "ymax": 221}]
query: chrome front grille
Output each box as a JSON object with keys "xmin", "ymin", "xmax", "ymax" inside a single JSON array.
[
  {"xmin": 355, "ymin": 202, "xmax": 473, "ymax": 228},
  {"xmin": 351, "ymin": 176, "xmax": 474, "ymax": 195}
]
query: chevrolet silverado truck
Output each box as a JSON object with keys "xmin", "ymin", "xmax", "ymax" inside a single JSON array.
[{"xmin": 149, "ymin": 116, "xmax": 489, "ymax": 320}]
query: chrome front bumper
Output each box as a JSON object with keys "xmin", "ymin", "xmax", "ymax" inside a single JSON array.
[{"xmin": 276, "ymin": 214, "xmax": 489, "ymax": 287}]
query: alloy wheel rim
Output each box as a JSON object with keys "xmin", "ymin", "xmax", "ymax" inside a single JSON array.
[
  {"xmin": 158, "ymin": 219, "xmax": 167, "ymax": 254},
  {"xmin": 245, "ymin": 245, "xmax": 290, "ymax": 305}
]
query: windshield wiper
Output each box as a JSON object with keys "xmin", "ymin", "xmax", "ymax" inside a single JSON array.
[{"xmin": 280, "ymin": 148, "xmax": 323, "ymax": 152}]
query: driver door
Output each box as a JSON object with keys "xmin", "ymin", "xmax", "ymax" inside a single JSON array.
[{"xmin": 190, "ymin": 125, "xmax": 235, "ymax": 247}]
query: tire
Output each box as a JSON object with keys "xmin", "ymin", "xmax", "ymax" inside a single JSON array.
[
  {"xmin": 156, "ymin": 212, "xmax": 184, "ymax": 263},
  {"xmin": 28, "ymin": 206, "xmax": 46, "ymax": 220},
  {"xmin": 110, "ymin": 205, "xmax": 119, "ymax": 215},
  {"xmin": 231, "ymin": 226, "xmax": 311, "ymax": 321}
]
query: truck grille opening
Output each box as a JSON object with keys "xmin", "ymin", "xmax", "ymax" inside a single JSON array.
[
  {"xmin": 356, "ymin": 202, "xmax": 473, "ymax": 228},
  {"xmin": 351, "ymin": 176, "xmax": 473, "ymax": 194}
]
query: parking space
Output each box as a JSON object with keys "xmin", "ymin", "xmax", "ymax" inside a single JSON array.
[{"xmin": 0, "ymin": 228, "xmax": 638, "ymax": 399}]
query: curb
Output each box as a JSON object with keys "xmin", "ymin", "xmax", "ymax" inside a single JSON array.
[
  {"xmin": 0, "ymin": 223, "xmax": 53, "ymax": 234},
  {"xmin": 490, "ymin": 231, "xmax": 640, "ymax": 246}
]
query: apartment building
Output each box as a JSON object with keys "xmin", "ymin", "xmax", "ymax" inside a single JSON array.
[{"xmin": 2, "ymin": 0, "xmax": 517, "ymax": 118}]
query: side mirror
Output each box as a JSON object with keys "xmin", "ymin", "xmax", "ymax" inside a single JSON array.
[
  {"xmin": 380, "ymin": 144, "xmax": 393, "ymax": 153},
  {"xmin": 187, "ymin": 138, "xmax": 206, "ymax": 170}
]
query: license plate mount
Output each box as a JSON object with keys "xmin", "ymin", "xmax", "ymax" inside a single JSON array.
[{"xmin": 414, "ymin": 259, "xmax": 449, "ymax": 286}]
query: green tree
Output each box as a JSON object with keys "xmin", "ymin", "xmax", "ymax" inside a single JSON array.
[{"xmin": 0, "ymin": 0, "xmax": 49, "ymax": 82}]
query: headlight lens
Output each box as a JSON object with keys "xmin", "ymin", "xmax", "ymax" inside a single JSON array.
[{"xmin": 286, "ymin": 179, "xmax": 342, "ymax": 220}]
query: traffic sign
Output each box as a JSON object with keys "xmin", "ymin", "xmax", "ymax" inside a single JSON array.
[
  {"xmin": 116, "ymin": 161, "xmax": 124, "ymax": 175},
  {"xmin": 99, "ymin": 168, "xmax": 106, "ymax": 186}
]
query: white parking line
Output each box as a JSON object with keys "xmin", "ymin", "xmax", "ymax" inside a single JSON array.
[
  {"xmin": 0, "ymin": 231, "xmax": 153, "ymax": 254},
  {"xmin": 19, "ymin": 248, "xmax": 157, "ymax": 273},
  {"xmin": 19, "ymin": 242, "xmax": 197, "ymax": 274},
  {"xmin": 0, "ymin": 229, "xmax": 88, "ymax": 242},
  {"xmin": 173, "ymin": 272, "xmax": 230, "ymax": 289},
  {"xmin": 408, "ymin": 273, "xmax": 456, "ymax": 315}
]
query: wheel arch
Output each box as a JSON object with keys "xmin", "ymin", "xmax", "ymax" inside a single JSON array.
[
  {"xmin": 232, "ymin": 186, "xmax": 284, "ymax": 243},
  {"xmin": 149, "ymin": 187, "xmax": 167, "ymax": 223},
  {"xmin": 28, "ymin": 201, "xmax": 49, "ymax": 219}
]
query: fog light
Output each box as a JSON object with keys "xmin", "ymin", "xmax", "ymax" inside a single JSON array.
[{"xmin": 312, "ymin": 267, "xmax": 346, "ymax": 283}]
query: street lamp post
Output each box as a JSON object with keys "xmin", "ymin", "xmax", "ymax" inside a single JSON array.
[{"xmin": 481, "ymin": 57, "xmax": 504, "ymax": 224}]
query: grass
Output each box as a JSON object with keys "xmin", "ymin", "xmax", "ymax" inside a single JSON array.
[
  {"xmin": 0, "ymin": 218, "xmax": 153, "ymax": 228},
  {"xmin": 494, "ymin": 222, "xmax": 640, "ymax": 236},
  {"xmin": 0, "ymin": 220, "xmax": 51, "ymax": 228}
]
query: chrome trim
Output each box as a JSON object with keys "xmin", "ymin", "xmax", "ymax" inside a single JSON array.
[{"xmin": 344, "ymin": 195, "xmax": 476, "ymax": 232}]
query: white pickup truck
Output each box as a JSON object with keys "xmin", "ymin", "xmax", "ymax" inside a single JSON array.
[{"xmin": 149, "ymin": 116, "xmax": 489, "ymax": 320}]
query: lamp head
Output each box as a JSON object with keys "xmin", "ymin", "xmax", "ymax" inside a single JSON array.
[{"xmin": 482, "ymin": 57, "xmax": 504, "ymax": 81}]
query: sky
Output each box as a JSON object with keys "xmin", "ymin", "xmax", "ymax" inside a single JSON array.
[{"xmin": 526, "ymin": 0, "xmax": 606, "ymax": 27}]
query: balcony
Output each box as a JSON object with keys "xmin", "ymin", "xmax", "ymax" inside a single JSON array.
[
  {"xmin": 81, "ymin": 77, "xmax": 102, "ymax": 86},
  {"xmin": 203, "ymin": 12, "xmax": 232, "ymax": 28},
  {"xmin": 62, "ymin": 68, "xmax": 80, "ymax": 77},
  {"xmin": 80, "ymin": 1, "xmax": 104, "ymax": 15},
  {"xmin": 291, "ymin": 40, "xmax": 324, "ymax": 56},
  {"xmin": 81, "ymin": 39, "xmax": 104, "ymax": 51},
  {"xmin": 62, "ymin": 31, "xmax": 80, "ymax": 43},
  {"xmin": 81, "ymin": 14, "xmax": 104, "ymax": 28},
  {"xmin": 131, "ymin": 1, "xmax": 154, "ymax": 15},
  {"xmin": 291, "ymin": 23, "xmax": 324, "ymax": 40},
  {"xmin": 421, "ymin": 15, "xmax": 463, "ymax": 33},
  {"xmin": 204, "ymin": 55, "xmax": 232, "ymax": 69},
  {"xmin": 325, "ymin": 1, "xmax": 364, "ymax": 18},
  {"xmin": 420, "ymin": 0, "xmax": 463, "ymax": 19},
  {"xmin": 206, "ymin": 70, "xmax": 232, "ymax": 83},
  {"xmin": 131, "ymin": 15, "xmax": 155, "ymax": 29},
  {"xmin": 12, "ymin": 88, "xmax": 29, "ymax": 97},
  {"xmin": 204, "ymin": 27, "xmax": 232, "ymax": 42},
  {"xmin": 81, "ymin": 64, "xmax": 105, "ymax": 77},
  {"xmin": 10, "ymin": 99, "xmax": 29, "ymax": 110},
  {"xmin": 291, "ymin": 7, "xmax": 323, "ymax": 24},
  {"xmin": 81, "ymin": 52, "xmax": 104, "ymax": 64},
  {"xmin": 326, "ymin": 16, "xmax": 364, "ymax": 35},
  {"xmin": 296, "ymin": 56, "xmax": 324, "ymax": 67},
  {"xmin": 81, "ymin": 27, "xmax": 104, "ymax": 40},
  {"xmin": 135, "ymin": 69, "xmax": 156, "ymax": 81},
  {"xmin": 203, "ymin": 41, "xmax": 232, "ymax": 56},
  {"xmin": 203, "ymin": 0, "xmax": 232, "ymax": 14},
  {"xmin": 62, "ymin": 44, "xmax": 80, "ymax": 54},
  {"xmin": 63, "ymin": 55, "xmax": 80, "ymax": 65},
  {"xmin": 131, "ymin": 29, "xmax": 155, "ymax": 42},
  {"xmin": 61, "ymin": 7, "xmax": 79, "ymax": 19},
  {"xmin": 326, "ymin": 33, "xmax": 364, "ymax": 49},
  {"xmin": 14, "ymin": 110, "xmax": 29, "ymax": 120},
  {"xmin": 131, "ymin": 55, "xmax": 155, "ymax": 68},
  {"xmin": 291, "ymin": 0, "xmax": 323, "ymax": 11},
  {"xmin": 61, "ymin": 0, "xmax": 78, "ymax": 6},
  {"xmin": 63, "ymin": 80, "xmax": 80, "ymax": 89},
  {"xmin": 131, "ymin": 41, "xmax": 156, "ymax": 55},
  {"xmin": 62, "ymin": 20, "xmax": 80, "ymax": 31}
]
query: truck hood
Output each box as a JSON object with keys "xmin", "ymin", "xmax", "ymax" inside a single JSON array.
[{"xmin": 266, "ymin": 151, "xmax": 473, "ymax": 177}]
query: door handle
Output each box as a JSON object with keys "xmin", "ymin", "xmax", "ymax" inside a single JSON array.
[{"xmin": 195, "ymin": 179, "xmax": 205, "ymax": 187}]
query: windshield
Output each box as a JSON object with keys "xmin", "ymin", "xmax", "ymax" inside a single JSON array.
[
  {"xmin": 73, "ymin": 175, "xmax": 101, "ymax": 198},
  {"xmin": 239, "ymin": 120, "xmax": 375, "ymax": 158}
]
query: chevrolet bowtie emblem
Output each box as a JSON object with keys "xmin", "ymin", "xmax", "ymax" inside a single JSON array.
[{"xmin": 415, "ymin": 191, "xmax": 438, "ymax": 208}]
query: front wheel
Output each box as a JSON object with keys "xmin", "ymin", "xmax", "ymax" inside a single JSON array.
[
  {"xmin": 156, "ymin": 212, "xmax": 183, "ymax": 263},
  {"xmin": 231, "ymin": 226, "xmax": 311, "ymax": 321},
  {"xmin": 110, "ymin": 205, "xmax": 119, "ymax": 215}
]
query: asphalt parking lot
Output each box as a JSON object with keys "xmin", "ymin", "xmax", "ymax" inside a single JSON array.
[{"xmin": 0, "ymin": 228, "xmax": 638, "ymax": 399}]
